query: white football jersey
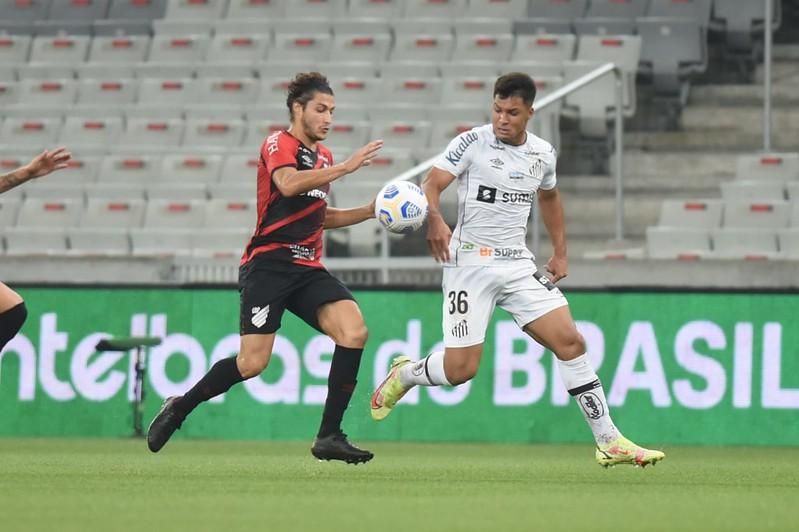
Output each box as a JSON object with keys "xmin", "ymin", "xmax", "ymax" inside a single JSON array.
[{"xmin": 433, "ymin": 124, "xmax": 557, "ymax": 267}]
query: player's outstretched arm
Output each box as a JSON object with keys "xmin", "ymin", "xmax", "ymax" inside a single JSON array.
[
  {"xmin": 422, "ymin": 167, "xmax": 456, "ymax": 263},
  {"xmin": 538, "ymin": 186, "xmax": 568, "ymax": 282},
  {"xmin": 323, "ymin": 202, "xmax": 375, "ymax": 229},
  {"xmin": 272, "ymin": 140, "xmax": 383, "ymax": 197},
  {"xmin": 0, "ymin": 147, "xmax": 71, "ymax": 194}
]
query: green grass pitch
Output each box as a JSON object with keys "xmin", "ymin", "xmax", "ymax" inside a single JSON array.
[{"xmin": 1, "ymin": 439, "xmax": 798, "ymax": 532}]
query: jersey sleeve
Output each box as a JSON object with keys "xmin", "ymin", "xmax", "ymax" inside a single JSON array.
[
  {"xmin": 539, "ymin": 146, "xmax": 558, "ymax": 190},
  {"xmin": 433, "ymin": 128, "xmax": 480, "ymax": 177},
  {"xmin": 262, "ymin": 132, "xmax": 298, "ymax": 175}
]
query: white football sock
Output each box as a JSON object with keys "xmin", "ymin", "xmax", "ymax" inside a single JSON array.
[
  {"xmin": 557, "ymin": 354, "xmax": 620, "ymax": 446},
  {"xmin": 399, "ymin": 351, "xmax": 451, "ymax": 387}
]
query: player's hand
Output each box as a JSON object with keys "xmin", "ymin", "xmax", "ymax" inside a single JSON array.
[
  {"xmin": 24, "ymin": 147, "xmax": 71, "ymax": 179},
  {"xmin": 344, "ymin": 140, "xmax": 383, "ymax": 174},
  {"xmin": 545, "ymin": 255, "xmax": 568, "ymax": 283},
  {"xmin": 426, "ymin": 213, "xmax": 452, "ymax": 263}
]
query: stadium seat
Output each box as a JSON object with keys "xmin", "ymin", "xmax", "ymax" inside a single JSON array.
[
  {"xmin": 350, "ymin": 150, "xmax": 414, "ymax": 183},
  {"xmin": 17, "ymin": 79, "xmax": 77, "ymax": 105},
  {"xmin": 371, "ymin": 121, "xmax": 431, "ymax": 150},
  {"xmin": 440, "ymin": 61, "xmax": 497, "ymax": 78},
  {"xmin": 787, "ymin": 182, "xmax": 799, "ymax": 201},
  {"xmin": 203, "ymin": 198, "xmax": 256, "ymax": 228},
  {"xmin": 4, "ymin": 227, "xmax": 68, "ymax": 255},
  {"xmin": 54, "ymin": 155, "xmax": 101, "ymax": 184},
  {"xmin": 576, "ymin": 35, "xmax": 640, "ymax": 109},
  {"xmin": 130, "ymin": 228, "xmax": 192, "ymax": 255},
  {"xmin": 108, "ymin": 0, "xmax": 166, "ymax": 19},
  {"xmin": 159, "ymin": 154, "xmax": 223, "ymax": 183},
  {"xmin": 164, "ymin": 0, "xmax": 225, "ymax": 19},
  {"xmin": 29, "ymin": 35, "xmax": 89, "ymax": 63},
  {"xmin": 380, "ymin": 77, "xmax": 442, "ymax": 105},
  {"xmin": 146, "ymin": 183, "xmax": 208, "ymax": 200},
  {"xmin": 77, "ymin": 78, "xmax": 138, "ymax": 105},
  {"xmin": 242, "ymin": 120, "xmax": 284, "ymax": 146},
  {"xmin": 527, "ymin": 0, "xmax": 587, "ymax": 19},
  {"xmin": 327, "ymin": 121, "xmax": 370, "ymax": 148},
  {"xmin": 76, "ymin": 64, "xmax": 135, "ymax": 79},
  {"xmin": 573, "ymin": 17, "xmax": 636, "ymax": 35},
  {"xmin": 16, "ymin": 198, "xmax": 81, "ymax": 228},
  {"xmin": 514, "ymin": 18, "xmax": 573, "ymax": 35},
  {"xmin": 723, "ymin": 201, "xmax": 790, "ymax": 229},
  {"xmin": 658, "ymin": 199, "xmax": 723, "ymax": 229},
  {"xmin": 324, "ymin": 61, "xmax": 378, "ymax": 79},
  {"xmin": 22, "ymin": 182, "xmax": 84, "ymax": 200},
  {"xmin": 712, "ymin": 0, "xmax": 780, "ymax": 55},
  {"xmin": 346, "ymin": 0, "xmax": 401, "ymax": 18},
  {"xmin": 225, "ymin": 0, "xmax": 285, "ymax": 19},
  {"xmin": 778, "ymin": 229, "xmax": 799, "ymax": 259},
  {"xmin": 257, "ymin": 76, "xmax": 294, "ymax": 105},
  {"xmin": 272, "ymin": 31, "xmax": 332, "ymax": 62},
  {"xmin": 61, "ymin": 115, "xmax": 123, "ymax": 147},
  {"xmin": 89, "ymin": 35, "xmax": 150, "ymax": 63},
  {"xmin": 206, "ymin": 33, "xmax": 269, "ymax": 62},
  {"xmin": 391, "ymin": 30, "xmax": 454, "ymax": 62},
  {"xmin": 138, "ymin": 77, "xmax": 197, "ymax": 105},
  {"xmin": 152, "ymin": 19, "xmax": 212, "ymax": 35},
  {"xmin": 330, "ymin": 21, "xmax": 391, "ymax": 63},
  {"xmin": 533, "ymin": 75, "xmax": 564, "ymax": 101},
  {"xmin": 255, "ymin": 60, "xmax": 318, "ymax": 81},
  {"xmin": 16, "ymin": 62, "xmax": 74, "ymax": 80},
  {"xmin": 185, "ymin": 104, "xmax": 246, "ymax": 121},
  {"xmin": 0, "ymin": 34, "xmax": 31, "ymax": 64},
  {"xmin": 197, "ymin": 78, "xmax": 258, "ymax": 106},
  {"xmin": 721, "ymin": 181, "xmax": 785, "ymax": 203},
  {"xmin": 0, "ymin": 80, "xmax": 20, "ymax": 106},
  {"xmin": 428, "ymin": 106, "xmax": 487, "ymax": 149},
  {"xmin": 1, "ymin": 0, "xmax": 51, "ymax": 22},
  {"xmin": 148, "ymin": 34, "xmax": 209, "ymax": 62},
  {"xmin": 285, "ymin": 0, "xmax": 344, "ymax": 17},
  {"xmin": 465, "ymin": 0, "xmax": 527, "ymax": 18},
  {"xmin": 87, "ymin": 183, "xmax": 146, "ymax": 199},
  {"xmin": 381, "ymin": 61, "xmax": 439, "ymax": 79},
  {"xmin": 0, "ymin": 117, "xmax": 61, "ymax": 147},
  {"xmin": 183, "ymin": 118, "xmax": 246, "ymax": 148},
  {"xmin": 0, "ymin": 65, "xmax": 16, "ymax": 81},
  {"xmin": 0, "ymin": 198, "xmax": 21, "ymax": 227},
  {"xmin": 329, "ymin": 76, "xmax": 380, "ymax": 105},
  {"xmin": 67, "ymin": 228, "xmax": 130, "ymax": 256},
  {"xmin": 208, "ymin": 182, "xmax": 252, "ymax": 199},
  {"xmin": 586, "ymin": 0, "xmax": 649, "ymax": 19},
  {"xmin": 451, "ymin": 33, "xmax": 513, "ymax": 62},
  {"xmin": 561, "ymin": 60, "xmax": 620, "ymax": 137},
  {"xmin": 191, "ymin": 228, "xmax": 250, "ymax": 258},
  {"xmin": 736, "ymin": 153, "xmax": 799, "ymax": 181},
  {"xmin": 219, "ymin": 153, "xmax": 258, "ymax": 183},
  {"xmin": 637, "ymin": 17, "xmax": 706, "ymax": 98},
  {"xmin": 79, "ymin": 198, "xmax": 146, "ymax": 228},
  {"xmin": 646, "ymin": 227, "xmax": 711, "ymax": 260},
  {"xmin": 92, "ymin": 19, "xmax": 151, "ymax": 35},
  {"xmin": 33, "ymin": 19, "xmax": 92, "ymax": 35},
  {"xmin": 135, "ymin": 62, "xmax": 196, "ymax": 79},
  {"xmin": 48, "ymin": 0, "xmax": 110, "ymax": 20},
  {"xmin": 440, "ymin": 77, "xmax": 494, "ymax": 106},
  {"xmin": 646, "ymin": 0, "xmax": 712, "ymax": 27},
  {"xmin": 402, "ymin": 0, "xmax": 465, "ymax": 18},
  {"xmin": 97, "ymin": 154, "xmax": 162, "ymax": 183},
  {"xmin": 122, "ymin": 117, "xmax": 185, "ymax": 147},
  {"xmin": 196, "ymin": 63, "xmax": 256, "ymax": 80},
  {"xmin": 711, "ymin": 228, "xmax": 780, "ymax": 260},
  {"xmin": 511, "ymin": 33, "xmax": 576, "ymax": 64},
  {"xmin": 143, "ymin": 199, "xmax": 205, "ymax": 228}
]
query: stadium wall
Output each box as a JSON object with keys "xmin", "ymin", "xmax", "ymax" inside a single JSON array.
[{"xmin": 1, "ymin": 287, "xmax": 798, "ymax": 446}]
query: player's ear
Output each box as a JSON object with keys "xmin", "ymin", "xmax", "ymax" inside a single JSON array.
[{"xmin": 291, "ymin": 101, "xmax": 303, "ymax": 120}]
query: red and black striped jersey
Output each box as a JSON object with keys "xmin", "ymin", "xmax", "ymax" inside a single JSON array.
[{"xmin": 241, "ymin": 130, "xmax": 333, "ymax": 268}]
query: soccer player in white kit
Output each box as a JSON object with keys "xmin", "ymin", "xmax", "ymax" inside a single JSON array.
[{"xmin": 371, "ymin": 73, "xmax": 664, "ymax": 467}]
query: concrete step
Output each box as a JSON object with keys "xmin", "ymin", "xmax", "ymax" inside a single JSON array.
[
  {"xmin": 690, "ymin": 83, "xmax": 799, "ymax": 106},
  {"xmin": 772, "ymin": 44, "xmax": 799, "ymax": 61},
  {"xmin": 558, "ymin": 193, "xmax": 662, "ymax": 239},
  {"xmin": 536, "ymin": 236, "xmax": 646, "ymax": 260},
  {"xmin": 681, "ymin": 105, "xmax": 799, "ymax": 131},
  {"xmin": 624, "ymin": 129, "xmax": 797, "ymax": 152},
  {"xmin": 558, "ymin": 173, "xmax": 724, "ymax": 196},
  {"xmin": 615, "ymin": 150, "xmax": 737, "ymax": 180}
]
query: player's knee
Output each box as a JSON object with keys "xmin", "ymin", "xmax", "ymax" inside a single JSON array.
[
  {"xmin": 447, "ymin": 359, "xmax": 479, "ymax": 385},
  {"xmin": 335, "ymin": 323, "xmax": 368, "ymax": 348},
  {"xmin": 562, "ymin": 331, "xmax": 587, "ymax": 359},
  {"xmin": 235, "ymin": 352, "xmax": 269, "ymax": 379}
]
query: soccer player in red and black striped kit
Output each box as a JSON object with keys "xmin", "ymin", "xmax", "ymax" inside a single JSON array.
[{"xmin": 147, "ymin": 73, "xmax": 383, "ymax": 463}]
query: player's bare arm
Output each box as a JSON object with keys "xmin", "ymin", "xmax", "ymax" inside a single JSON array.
[
  {"xmin": 272, "ymin": 140, "xmax": 383, "ymax": 197},
  {"xmin": 323, "ymin": 203, "xmax": 375, "ymax": 229},
  {"xmin": 0, "ymin": 147, "xmax": 71, "ymax": 194},
  {"xmin": 422, "ymin": 167, "xmax": 457, "ymax": 263},
  {"xmin": 538, "ymin": 186, "xmax": 568, "ymax": 282}
]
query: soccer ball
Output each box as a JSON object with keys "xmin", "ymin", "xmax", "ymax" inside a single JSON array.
[{"xmin": 374, "ymin": 181, "xmax": 428, "ymax": 234}]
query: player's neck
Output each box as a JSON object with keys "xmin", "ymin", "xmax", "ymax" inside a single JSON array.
[
  {"xmin": 495, "ymin": 129, "xmax": 527, "ymax": 147},
  {"xmin": 287, "ymin": 126, "xmax": 317, "ymax": 150}
]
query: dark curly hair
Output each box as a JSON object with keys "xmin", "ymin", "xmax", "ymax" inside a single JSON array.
[
  {"xmin": 494, "ymin": 72, "xmax": 537, "ymax": 106},
  {"xmin": 286, "ymin": 72, "xmax": 334, "ymax": 119}
]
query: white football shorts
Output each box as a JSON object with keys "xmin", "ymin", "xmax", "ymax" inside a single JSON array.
[{"xmin": 441, "ymin": 261, "xmax": 568, "ymax": 348}]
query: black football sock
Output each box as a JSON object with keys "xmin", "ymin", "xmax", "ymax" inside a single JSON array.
[
  {"xmin": 317, "ymin": 346, "xmax": 363, "ymax": 438},
  {"xmin": 176, "ymin": 356, "xmax": 245, "ymax": 417},
  {"xmin": 0, "ymin": 302, "xmax": 27, "ymax": 352}
]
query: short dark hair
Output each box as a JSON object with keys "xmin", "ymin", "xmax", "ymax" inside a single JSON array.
[
  {"xmin": 286, "ymin": 72, "xmax": 334, "ymax": 119},
  {"xmin": 494, "ymin": 72, "xmax": 536, "ymax": 106}
]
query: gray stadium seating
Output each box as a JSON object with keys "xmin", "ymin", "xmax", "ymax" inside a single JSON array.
[
  {"xmin": 658, "ymin": 199, "xmax": 723, "ymax": 229},
  {"xmin": 723, "ymin": 200, "xmax": 790, "ymax": 230},
  {"xmin": 711, "ymin": 229, "xmax": 780, "ymax": 260},
  {"xmin": 721, "ymin": 181, "xmax": 785, "ymax": 203},
  {"xmin": 637, "ymin": 17, "xmax": 706, "ymax": 98},
  {"xmin": 646, "ymin": 0, "xmax": 712, "ymax": 27},
  {"xmin": 48, "ymin": 0, "xmax": 109, "ymax": 21},
  {"xmin": 736, "ymin": 153, "xmax": 799, "ymax": 181},
  {"xmin": 528, "ymin": 0, "xmax": 587, "ymax": 19},
  {"xmin": 586, "ymin": 0, "xmax": 649, "ymax": 19},
  {"xmin": 0, "ymin": 0, "xmax": 51, "ymax": 22},
  {"xmin": 646, "ymin": 227, "xmax": 711, "ymax": 260},
  {"xmin": 108, "ymin": 0, "xmax": 165, "ymax": 19}
]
